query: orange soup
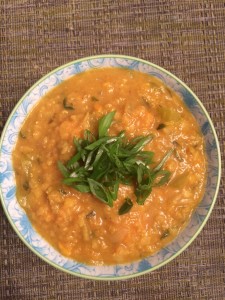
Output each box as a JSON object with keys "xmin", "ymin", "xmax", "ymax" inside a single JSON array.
[{"xmin": 13, "ymin": 68, "xmax": 206, "ymax": 265}]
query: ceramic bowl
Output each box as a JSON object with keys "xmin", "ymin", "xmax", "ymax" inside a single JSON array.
[{"xmin": 0, "ymin": 55, "xmax": 221, "ymax": 280}]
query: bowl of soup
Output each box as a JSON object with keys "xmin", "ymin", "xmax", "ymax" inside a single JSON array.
[{"xmin": 0, "ymin": 55, "xmax": 221, "ymax": 280}]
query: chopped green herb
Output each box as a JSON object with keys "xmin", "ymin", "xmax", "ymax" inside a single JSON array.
[
  {"xmin": 88, "ymin": 178, "xmax": 113, "ymax": 207},
  {"xmin": 86, "ymin": 210, "xmax": 96, "ymax": 218},
  {"xmin": 98, "ymin": 111, "xmax": 116, "ymax": 138},
  {"xmin": 160, "ymin": 229, "xmax": 170, "ymax": 239},
  {"xmin": 142, "ymin": 96, "xmax": 150, "ymax": 107},
  {"xmin": 19, "ymin": 131, "xmax": 26, "ymax": 139},
  {"xmin": 153, "ymin": 170, "xmax": 171, "ymax": 187},
  {"xmin": 23, "ymin": 181, "xmax": 29, "ymax": 191},
  {"xmin": 172, "ymin": 141, "xmax": 183, "ymax": 162},
  {"xmin": 63, "ymin": 98, "xmax": 74, "ymax": 110},
  {"xmin": 75, "ymin": 184, "xmax": 91, "ymax": 193},
  {"xmin": 58, "ymin": 188, "xmax": 67, "ymax": 195},
  {"xmin": 91, "ymin": 96, "xmax": 99, "ymax": 102},
  {"xmin": 174, "ymin": 149, "xmax": 183, "ymax": 162},
  {"xmin": 57, "ymin": 111, "xmax": 173, "ymax": 214},
  {"xmin": 119, "ymin": 198, "xmax": 133, "ymax": 215},
  {"xmin": 157, "ymin": 123, "xmax": 166, "ymax": 130},
  {"xmin": 57, "ymin": 161, "xmax": 70, "ymax": 177},
  {"xmin": 153, "ymin": 148, "xmax": 174, "ymax": 172}
]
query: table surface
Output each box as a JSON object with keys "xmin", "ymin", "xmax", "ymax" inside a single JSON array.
[{"xmin": 0, "ymin": 1, "xmax": 225, "ymax": 299}]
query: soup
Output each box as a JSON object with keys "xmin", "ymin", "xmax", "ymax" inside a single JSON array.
[{"xmin": 13, "ymin": 68, "xmax": 206, "ymax": 265}]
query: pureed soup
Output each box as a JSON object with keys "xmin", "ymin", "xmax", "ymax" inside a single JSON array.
[{"xmin": 13, "ymin": 68, "xmax": 206, "ymax": 265}]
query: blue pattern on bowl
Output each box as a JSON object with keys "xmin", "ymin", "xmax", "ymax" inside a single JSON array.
[{"xmin": 0, "ymin": 55, "xmax": 221, "ymax": 280}]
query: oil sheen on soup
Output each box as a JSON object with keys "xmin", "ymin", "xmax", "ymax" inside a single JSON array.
[{"xmin": 13, "ymin": 68, "xmax": 206, "ymax": 265}]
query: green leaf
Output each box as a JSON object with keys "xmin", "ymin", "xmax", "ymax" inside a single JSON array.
[
  {"xmin": 108, "ymin": 181, "xmax": 119, "ymax": 201},
  {"xmin": 160, "ymin": 229, "xmax": 170, "ymax": 239},
  {"xmin": 85, "ymin": 137, "xmax": 110, "ymax": 151},
  {"xmin": 74, "ymin": 184, "xmax": 91, "ymax": 193},
  {"xmin": 88, "ymin": 178, "xmax": 113, "ymax": 207},
  {"xmin": 154, "ymin": 170, "xmax": 171, "ymax": 186},
  {"xmin": 63, "ymin": 98, "xmax": 74, "ymax": 110},
  {"xmin": 128, "ymin": 134, "xmax": 154, "ymax": 154},
  {"xmin": 157, "ymin": 123, "xmax": 166, "ymax": 130},
  {"xmin": 57, "ymin": 111, "xmax": 173, "ymax": 214},
  {"xmin": 90, "ymin": 152, "xmax": 110, "ymax": 180},
  {"xmin": 84, "ymin": 129, "xmax": 96, "ymax": 143},
  {"xmin": 135, "ymin": 186, "xmax": 152, "ymax": 205},
  {"xmin": 63, "ymin": 177, "xmax": 86, "ymax": 185},
  {"xmin": 91, "ymin": 96, "xmax": 99, "ymax": 102},
  {"xmin": 20, "ymin": 131, "xmax": 26, "ymax": 139},
  {"xmin": 73, "ymin": 137, "xmax": 82, "ymax": 152},
  {"xmin": 120, "ymin": 176, "xmax": 133, "ymax": 186},
  {"xmin": 98, "ymin": 111, "xmax": 116, "ymax": 138},
  {"xmin": 84, "ymin": 150, "xmax": 95, "ymax": 169},
  {"xmin": 118, "ymin": 198, "xmax": 133, "ymax": 215},
  {"xmin": 66, "ymin": 152, "xmax": 82, "ymax": 169},
  {"xmin": 137, "ymin": 151, "xmax": 154, "ymax": 164},
  {"xmin": 92, "ymin": 147, "xmax": 104, "ymax": 167},
  {"xmin": 153, "ymin": 148, "xmax": 174, "ymax": 172},
  {"xmin": 57, "ymin": 161, "xmax": 69, "ymax": 177},
  {"xmin": 137, "ymin": 164, "xmax": 144, "ymax": 185},
  {"xmin": 23, "ymin": 181, "xmax": 29, "ymax": 191}
]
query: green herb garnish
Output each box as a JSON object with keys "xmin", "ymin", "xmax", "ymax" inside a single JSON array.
[
  {"xmin": 119, "ymin": 198, "xmax": 133, "ymax": 215},
  {"xmin": 63, "ymin": 98, "xmax": 74, "ymax": 110},
  {"xmin": 23, "ymin": 181, "xmax": 29, "ymax": 191},
  {"xmin": 98, "ymin": 111, "xmax": 116, "ymax": 138},
  {"xmin": 160, "ymin": 229, "xmax": 170, "ymax": 239},
  {"xmin": 19, "ymin": 131, "xmax": 26, "ymax": 139},
  {"xmin": 86, "ymin": 210, "xmax": 96, "ymax": 218},
  {"xmin": 91, "ymin": 96, "xmax": 99, "ymax": 102},
  {"xmin": 58, "ymin": 111, "xmax": 173, "ymax": 214},
  {"xmin": 157, "ymin": 123, "xmax": 166, "ymax": 130}
]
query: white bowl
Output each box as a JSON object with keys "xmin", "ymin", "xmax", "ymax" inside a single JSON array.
[{"xmin": 0, "ymin": 55, "xmax": 221, "ymax": 280}]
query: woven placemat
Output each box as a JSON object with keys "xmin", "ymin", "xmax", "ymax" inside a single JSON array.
[{"xmin": 0, "ymin": 1, "xmax": 225, "ymax": 299}]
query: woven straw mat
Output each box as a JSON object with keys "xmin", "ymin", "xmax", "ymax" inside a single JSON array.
[{"xmin": 0, "ymin": 1, "xmax": 224, "ymax": 299}]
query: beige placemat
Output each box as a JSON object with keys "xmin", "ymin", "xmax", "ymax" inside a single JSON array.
[{"xmin": 0, "ymin": 1, "xmax": 224, "ymax": 299}]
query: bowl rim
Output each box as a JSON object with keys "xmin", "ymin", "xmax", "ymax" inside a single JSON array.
[{"xmin": 0, "ymin": 54, "xmax": 222, "ymax": 280}]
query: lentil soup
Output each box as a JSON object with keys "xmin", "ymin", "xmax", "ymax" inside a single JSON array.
[{"xmin": 13, "ymin": 68, "xmax": 206, "ymax": 265}]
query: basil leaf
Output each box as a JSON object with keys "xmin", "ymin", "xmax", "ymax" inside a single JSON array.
[
  {"xmin": 118, "ymin": 198, "xmax": 133, "ymax": 215},
  {"xmin": 98, "ymin": 111, "xmax": 116, "ymax": 138}
]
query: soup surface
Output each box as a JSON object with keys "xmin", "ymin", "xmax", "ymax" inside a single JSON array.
[{"xmin": 13, "ymin": 68, "xmax": 206, "ymax": 265}]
